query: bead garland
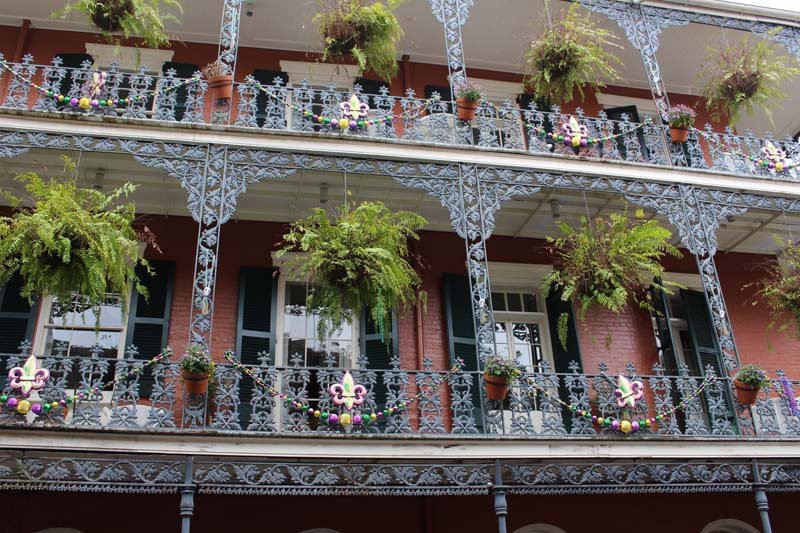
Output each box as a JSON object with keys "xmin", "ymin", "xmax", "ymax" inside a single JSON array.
[
  {"xmin": 520, "ymin": 374, "xmax": 718, "ymax": 434},
  {"xmin": 690, "ymin": 128, "xmax": 798, "ymax": 173},
  {"xmin": 224, "ymin": 352, "xmax": 463, "ymax": 428},
  {"xmin": 0, "ymin": 59, "xmax": 201, "ymax": 110},
  {"xmin": 248, "ymin": 77, "xmax": 438, "ymax": 131},
  {"xmin": 1, "ymin": 350, "xmax": 170, "ymax": 417}
]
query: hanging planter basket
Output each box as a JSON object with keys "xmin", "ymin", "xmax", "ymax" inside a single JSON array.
[
  {"xmin": 181, "ymin": 368, "xmax": 210, "ymax": 395},
  {"xmin": 90, "ymin": 0, "xmax": 135, "ymax": 33},
  {"xmin": 733, "ymin": 379, "xmax": 760, "ymax": 405},
  {"xmin": 456, "ymin": 97, "xmax": 478, "ymax": 121},
  {"xmin": 484, "ymin": 374, "xmax": 510, "ymax": 401}
]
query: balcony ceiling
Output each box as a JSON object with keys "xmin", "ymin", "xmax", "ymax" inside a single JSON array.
[{"xmin": 0, "ymin": 1, "xmax": 798, "ymax": 136}]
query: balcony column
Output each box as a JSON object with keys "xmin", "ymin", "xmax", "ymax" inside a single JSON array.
[
  {"xmin": 213, "ymin": 0, "xmax": 243, "ymax": 124},
  {"xmin": 752, "ymin": 460, "xmax": 774, "ymax": 533},
  {"xmin": 492, "ymin": 459, "xmax": 508, "ymax": 533},
  {"xmin": 180, "ymin": 456, "xmax": 196, "ymax": 533}
]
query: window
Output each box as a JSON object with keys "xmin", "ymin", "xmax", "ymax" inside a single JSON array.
[
  {"xmin": 491, "ymin": 289, "xmax": 552, "ymax": 372},
  {"xmin": 0, "ymin": 272, "xmax": 37, "ymax": 354}
]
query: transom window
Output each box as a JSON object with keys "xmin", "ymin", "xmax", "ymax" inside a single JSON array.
[{"xmin": 491, "ymin": 288, "xmax": 552, "ymax": 372}]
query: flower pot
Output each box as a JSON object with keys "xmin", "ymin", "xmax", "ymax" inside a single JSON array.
[
  {"xmin": 208, "ymin": 74, "xmax": 233, "ymax": 102},
  {"xmin": 669, "ymin": 126, "xmax": 690, "ymax": 143},
  {"xmin": 456, "ymin": 97, "xmax": 478, "ymax": 121},
  {"xmin": 182, "ymin": 368, "xmax": 210, "ymax": 395},
  {"xmin": 484, "ymin": 374, "xmax": 510, "ymax": 401},
  {"xmin": 733, "ymin": 379, "xmax": 760, "ymax": 405}
]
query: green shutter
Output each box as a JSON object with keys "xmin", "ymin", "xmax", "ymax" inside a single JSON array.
[
  {"xmin": 649, "ymin": 284, "xmax": 679, "ymax": 375},
  {"xmin": 0, "ymin": 272, "xmax": 37, "ymax": 354},
  {"xmin": 360, "ymin": 311, "xmax": 397, "ymax": 409},
  {"xmin": 125, "ymin": 260, "xmax": 175, "ymax": 398},
  {"xmin": 681, "ymin": 289, "xmax": 725, "ymax": 379},
  {"xmin": 252, "ymin": 69, "xmax": 289, "ymax": 127},
  {"xmin": 162, "ymin": 61, "xmax": 199, "ymax": 121},
  {"xmin": 442, "ymin": 274, "xmax": 478, "ymax": 371},
  {"xmin": 602, "ymin": 105, "xmax": 649, "ymax": 161},
  {"xmin": 544, "ymin": 291, "xmax": 582, "ymax": 374},
  {"xmin": 55, "ymin": 53, "xmax": 93, "ymax": 104}
]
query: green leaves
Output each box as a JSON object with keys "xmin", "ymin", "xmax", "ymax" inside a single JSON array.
[
  {"xmin": 699, "ymin": 29, "xmax": 799, "ymax": 126},
  {"xmin": 314, "ymin": 0, "xmax": 404, "ymax": 82},
  {"xmin": 276, "ymin": 201, "xmax": 426, "ymax": 344},
  {"xmin": 542, "ymin": 209, "xmax": 681, "ymax": 349},
  {"xmin": 524, "ymin": 4, "xmax": 623, "ymax": 105},
  {"xmin": 0, "ymin": 159, "xmax": 150, "ymax": 326},
  {"xmin": 749, "ymin": 235, "xmax": 800, "ymax": 339}
]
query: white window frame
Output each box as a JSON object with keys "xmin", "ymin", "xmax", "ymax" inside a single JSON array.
[
  {"xmin": 271, "ymin": 251, "xmax": 360, "ymax": 369},
  {"xmin": 487, "ymin": 262, "xmax": 554, "ymax": 371},
  {"xmin": 659, "ymin": 272, "xmax": 704, "ymax": 371}
]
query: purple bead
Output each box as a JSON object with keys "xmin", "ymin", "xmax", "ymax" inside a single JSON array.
[
  {"xmin": 353, "ymin": 415, "xmax": 362, "ymax": 425},
  {"xmin": 650, "ymin": 417, "xmax": 656, "ymax": 424},
  {"xmin": 59, "ymin": 400, "xmax": 67, "ymax": 406},
  {"xmin": 69, "ymin": 97, "xmax": 79, "ymax": 107},
  {"xmin": 349, "ymin": 120, "xmax": 357, "ymax": 129},
  {"xmin": 91, "ymin": 99, "xmax": 99, "ymax": 108},
  {"xmin": 312, "ymin": 114, "xmax": 319, "ymax": 122},
  {"xmin": 591, "ymin": 415, "xmax": 598, "ymax": 423},
  {"xmin": 329, "ymin": 413, "xmax": 339, "ymax": 425},
  {"xmin": 768, "ymin": 162, "xmax": 775, "ymax": 169},
  {"xmin": 611, "ymin": 420, "xmax": 620, "ymax": 430},
  {"xmin": 32, "ymin": 404, "xmax": 42, "ymax": 415},
  {"xmin": 580, "ymin": 138, "xmax": 588, "ymax": 147},
  {"xmin": 307, "ymin": 408, "xmax": 314, "ymax": 415},
  {"xmin": 631, "ymin": 421, "xmax": 640, "ymax": 432},
  {"xmin": 6, "ymin": 398, "xmax": 17, "ymax": 408},
  {"xmin": 564, "ymin": 137, "xmax": 571, "ymax": 146}
]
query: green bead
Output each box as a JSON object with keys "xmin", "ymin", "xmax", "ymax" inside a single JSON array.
[
  {"xmin": 42, "ymin": 403, "xmax": 51, "ymax": 412},
  {"xmin": 382, "ymin": 409, "xmax": 389, "ymax": 417},
  {"xmin": 0, "ymin": 395, "xmax": 6, "ymax": 402}
]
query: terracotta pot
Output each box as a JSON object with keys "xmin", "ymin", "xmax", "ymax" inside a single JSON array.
[
  {"xmin": 182, "ymin": 368, "xmax": 210, "ymax": 395},
  {"xmin": 208, "ymin": 74, "xmax": 233, "ymax": 102},
  {"xmin": 484, "ymin": 373, "xmax": 510, "ymax": 401},
  {"xmin": 669, "ymin": 126, "xmax": 690, "ymax": 143},
  {"xmin": 733, "ymin": 379, "xmax": 760, "ymax": 405},
  {"xmin": 456, "ymin": 97, "xmax": 478, "ymax": 121}
]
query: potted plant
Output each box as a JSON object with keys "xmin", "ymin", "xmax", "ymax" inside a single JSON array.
[
  {"xmin": 483, "ymin": 356, "xmax": 521, "ymax": 401},
  {"xmin": 542, "ymin": 209, "xmax": 681, "ymax": 348},
  {"xmin": 313, "ymin": 0, "xmax": 405, "ymax": 82},
  {"xmin": 666, "ymin": 104, "xmax": 696, "ymax": 143},
  {"xmin": 276, "ymin": 201, "xmax": 426, "ymax": 344},
  {"xmin": 749, "ymin": 236, "xmax": 800, "ymax": 338},
  {"xmin": 733, "ymin": 364, "xmax": 770, "ymax": 405},
  {"xmin": 180, "ymin": 344, "xmax": 215, "ymax": 395},
  {"xmin": 0, "ymin": 157, "xmax": 152, "ymax": 319},
  {"xmin": 454, "ymin": 81, "xmax": 482, "ymax": 121},
  {"xmin": 523, "ymin": 3, "xmax": 623, "ymax": 105},
  {"xmin": 202, "ymin": 60, "xmax": 233, "ymax": 103},
  {"xmin": 53, "ymin": 0, "xmax": 182, "ymax": 49},
  {"xmin": 699, "ymin": 31, "xmax": 799, "ymax": 126}
]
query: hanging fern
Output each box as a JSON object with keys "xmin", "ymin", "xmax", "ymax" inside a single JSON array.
[
  {"xmin": 748, "ymin": 236, "xmax": 800, "ymax": 339},
  {"xmin": 314, "ymin": 0, "xmax": 405, "ymax": 82},
  {"xmin": 542, "ymin": 209, "xmax": 681, "ymax": 348},
  {"xmin": 0, "ymin": 157, "xmax": 151, "ymax": 322},
  {"xmin": 524, "ymin": 3, "xmax": 623, "ymax": 105},
  {"xmin": 53, "ymin": 0, "xmax": 182, "ymax": 49},
  {"xmin": 275, "ymin": 201, "xmax": 426, "ymax": 344},
  {"xmin": 699, "ymin": 30, "xmax": 799, "ymax": 126}
]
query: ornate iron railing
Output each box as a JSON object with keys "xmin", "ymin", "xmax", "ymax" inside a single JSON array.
[
  {"xmin": 2, "ymin": 346, "xmax": 798, "ymax": 439},
  {"xmin": 3, "ymin": 56, "xmax": 800, "ymax": 180}
]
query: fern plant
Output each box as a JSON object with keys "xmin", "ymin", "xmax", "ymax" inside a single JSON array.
[
  {"xmin": 542, "ymin": 210, "xmax": 681, "ymax": 348},
  {"xmin": 0, "ymin": 157, "xmax": 151, "ymax": 323},
  {"xmin": 524, "ymin": 3, "xmax": 623, "ymax": 105},
  {"xmin": 53, "ymin": 0, "xmax": 182, "ymax": 49},
  {"xmin": 314, "ymin": 0, "xmax": 405, "ymax": 82},
  {"xmin": 275, "ymin": 201, "xmax": 426, "ymax": 344},
  {"xmin": 699, "ymin": 30, "xmax": 799, "ymax": 126},
  {"xmin": 749, "ymin": 236, "xmax": 800, "ymax": 339}
]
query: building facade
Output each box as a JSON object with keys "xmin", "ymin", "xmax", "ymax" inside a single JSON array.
[{"xmin": 0, "ymin": 0, "xmax": 800, "ymax": 531}]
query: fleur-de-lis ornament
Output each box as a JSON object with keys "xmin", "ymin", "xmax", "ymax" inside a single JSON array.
[
  {"xmin": 560, "ymin": 115, "xmax": 589, "ymax": 148},
  {"xmin": 89, "ymin": 71, "xmax": 107, "ymax": 99},
  {"xmin": 339, "ymin": 94, "xmax": 370, "ymax": 122},
  {"xmin": 8, "ymin": 354, "xmax": 50, "ymax": 397},
  {"xmin": 614, "ymin": 374, "xmax": 644, "ymax": 409},
  {"xmin": 329, "ymin": 370, "xmax": 367, "ymax": 411}
]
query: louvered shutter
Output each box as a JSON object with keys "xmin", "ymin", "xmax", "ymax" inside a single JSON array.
[
  {"xmin": 252, "ymin": 69, "xmax": 289, "ymax": 127},
  {"xmin": 0, "ymin": 272, "xmax": 37, "ymax": 354},
  {"xmin": 161, "ymin": 61, "xmax": 199, "ymax": 121},
  {"xmin": 360, "ymin": 311, "xmax": 397, "ymax": 410},
  {"xmin": 649, "ymin": 284, "xmax": 679, "ymax": 375},
  {"xmin": 602, "ymin": 105, "xmax": 650, "ymax": 161},
  {"xmin": 236, "ymin": 267, "xmax": 278, "ymax": 426},
  {"xmin": 544, "ymin": 291, "xmax": 582, "ymax": 430},
  {"xmin": 681, "ymin": 289, "xmax": 725, "ymax": 379},
  {"xmin": 125, "ymin": 260, "xmax": 175, "ymax": 398}
]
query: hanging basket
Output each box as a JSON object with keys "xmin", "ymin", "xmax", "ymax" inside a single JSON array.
[
  {"xmin": 456, "ymin": 97, "xmax": 478, "ymax": 121},
  {"xmin": 208, "ymin": 74, "xmax": 234, "ymax": 102},
  {"xmin": 182, "ymin": 368, "xmax": 210, "ymax": 395},
  {"xmin": 484, "ymin": 373, "xmax": 510, "ymax": 401},
  {"xmin": 733, "ymin": 379, "xmax": 760, "ymax": 405},
  {"xmin": 90, "ymin": 0, "xmax": 134, "ymax": 33},
  {"xmin": 669, "ymin": 126, "xmax": 690, "ymax": 143}
]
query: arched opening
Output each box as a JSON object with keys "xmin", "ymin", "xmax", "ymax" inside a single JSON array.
[
  {"xmin": 513, "ymin": 525, "xmax": 567, "ymax": 533},
  {"xmin": 701, "ymin": 519, "xmax": 760, "ymax": 533},
  {"xmin": 297, "ymin": 529, "xmax": 343, "ymax": 533},
  {"xmin": 35, "ymin": 529, "xmax": 87, "ymax": 533}
]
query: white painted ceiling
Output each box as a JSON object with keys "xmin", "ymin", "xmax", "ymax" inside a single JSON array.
[{"xmin": 1, "ymin": 148, "xmax": 797, "ymax": 255}]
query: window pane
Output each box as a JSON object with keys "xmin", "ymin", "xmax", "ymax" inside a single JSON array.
[
  {"xmin": 286, "ymin": 282, "xmax": 307, "ymax": 307},
  {"xmin": 669, "ymin": 295, "xmax": 686, "ymax": 319},
  {"xmin": 494, "ymin": 322, "xmax": 509, "ymax": 357},
  {"xmin": 507, "ymin": 293, "xmax": 523, "ymax": 312},
  {"xmin": 522, "ymin": 293, "xmax": 537, "ymax": 312},
  {"xmin": 285, "ymin": 338, "xmax": 305, "ymax": 362},
  {"xmin": 491, "ymin": 292, "xmax": 506, "ymax": 311},
  {"xmin": 511, "ymin": 323, "xmax": 543, "ymax": 371},
  {"xmin": 49, "ymin": 294, "xmax": 123, "ymax": 328},
  {"xmin": 46, "ymin": 328, "xmax": 120, "ymax": 358}
]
